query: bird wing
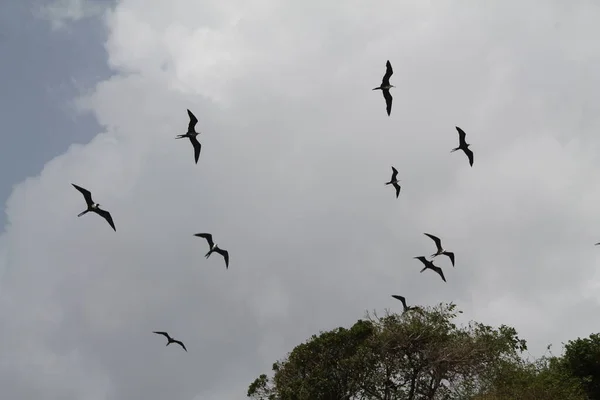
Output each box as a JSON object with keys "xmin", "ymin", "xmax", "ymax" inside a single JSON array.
[
  {"xmin": 94, "ymin": 208, "xmax": 116, "ymax": 231},
  {"xmin": 391, "ymin": 295, "xmax": 407, "ymax": 310},
  {"xmin": 442, "ymin": 251, "xmax": 455, "ymax": 266},
  {"xmin": 382, "ymin": 89, "xmax": 393, "ymax": 116},
  {"xmin": 187, "ymin": 109, "xmax": 198, "ymax": 131},
  {"xmin": 390, "ymin": 166, "xmax": 398, "ymax": 181},
  {"xmin": 153, "ymin": 331, "xmax": 171, "ymax": 340},
  {"xmin": 393, "ymin": 182, "xmax": 401, "ymax": 198},
  {"xmin": 194, "ymin": 233, "xmax": 214, "ymax": 248},
  {"xmin": 189, "ymin": 136, "xmax": 201, "ymax": 164},
  {"xmin": 596, "ymin": 242, "xmax": 600, "ymax": 246},
  {"xmin": 414, "ymin": 256, "xmax": 427, "ymax": 267},
  {"xmin": 463, "ymin": 147, "xmax": 474, "ymax": 167},
  {"xmin": 432, "ymin": 266, "xmax": 447, "ymax": 282},
  {"xmin": 214, "ymin": 247, "xmax": 229, "ymax": 269},
  {"xmin": 424, "ymin": 233, "xmax": 443, "ymax": 252},
  {"xmin": 173, "ymin": 340, "xmax": 187, "ymax": 352},
  {"xmin": 381, "ymin": 60, "xmax": 393, "ymax": 86},
  {"xmin": 455, "ymin": 126, "xmax": 467, "ymax": 146},
  {"xmin": 72, "ymin": 183, "xmax": 94, "ymax": 206}
]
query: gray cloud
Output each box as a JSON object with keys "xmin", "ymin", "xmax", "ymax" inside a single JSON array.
[{"xmin": 2, "ymin": 1, "xmax": 600, "ymax": 399}]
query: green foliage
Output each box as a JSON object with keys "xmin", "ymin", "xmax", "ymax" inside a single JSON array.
[
  {"xmin": 247, "ymin": 303, "xmax": 533, "ymax": 400},
  {"xmin": 474, "ymin": 355, "xmax": 586, "ymax": 400},
  {"xmin": 561, "ymin": 333, "xmax": 600, "ymax": 399}
]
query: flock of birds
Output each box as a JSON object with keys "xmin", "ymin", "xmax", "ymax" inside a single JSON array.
[
  {"xmin": 373, "ymin": 60, "xmax": 471, "ymax": 312},
  {"xmin": 69, "ymin": 60, "xmax": 475, "ymax": 351}
]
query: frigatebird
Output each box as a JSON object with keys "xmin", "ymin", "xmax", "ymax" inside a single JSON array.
[
  {"xmin": 414, "ymin": 256, "xmax": 446, "ymax": 282},
  {"xmin": 372, "ymin": 60, "xmax": 394, "ymax": 116},
  {"xmin": 153, "ymin": 331, "xmax": 187, "ymax": 352},
  {"xmin": 72, "ymin": 184, "xmax": 116, "ymax": 231},
  {"xmin": 424, "ymin": 233, "xmax": 455, "ymax": 267},
  {"xmin": 391, "ymin": 295, "xmax": 413, "ymax": 313},
  {"xmin": 451, "ymin": 126, "xmax": 473, "ymax": 167},
  {"xmin": 194, "ymin": 233, "xmax": 229, "ymax": 269},
  {"xmin": 385, "ymin": 166, "xmax": 401, "ymax": 198},
  {"xmin": 176, "ymin": 109, "xmax": 202, "ymax": 164}
]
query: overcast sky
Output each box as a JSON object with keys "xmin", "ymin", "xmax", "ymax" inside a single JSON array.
[{"xmin": 2, "ymin": 0, "xmax": 600, "ymax": 399}]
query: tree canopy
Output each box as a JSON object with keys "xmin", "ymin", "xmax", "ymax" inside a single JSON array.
[{"xmin": 247, "ymin": 303, "xmax": 588, "ymax": 400}]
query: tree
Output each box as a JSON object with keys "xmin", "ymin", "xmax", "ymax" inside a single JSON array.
[
  {"xmin": 247, "ymin": 303, "xmax": 530, "ymax": 400},
  {"xmin": 474, "ymin": 354, "xmax": 586, "ymax": 399},
  {"xmin": 561, "ymin": 333, "xmax": 600, "ymax": 399}
]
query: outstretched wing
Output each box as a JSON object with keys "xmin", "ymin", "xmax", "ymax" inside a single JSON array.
[
  {"xmin": 187, "ymin": 109, "xmax": 198, "ymax": 132},
  {"xmin": 455, "ymin": 126, "xmax": 467, "ymax": 146},
  {"xmin": 443, "ymin": 251, "xmax": 455, "ymax": 267},
  {"xmin": 432, "ymin": 266, "xmax": 447, "ymax": 282},
  {"xmin": 390, "ymin": 166, "xmax": 398, "ymax": 181},
  {"xmin": 463, "ymin": 147, "xmax": 474, "ymax": 167},
  {"xmin": 153, "ymin": 331, "xmax": 171, "ymax": 340},
  {"xmin": 391, "ymin": 295, "xmax": 407, "ymax": 310},
  {"xmin": 194, "ymin": 233, "xmax": 214, "ymax": 248},
  {"xmin": 173, "ymin": 340, "xmax": 187, "ymax": 352},
  {"xmin": 190, "ymin": 136, "xmax": 202, "ymax": 164},
  {"xmin": 214, "ymin": 247, "xmax": 229, "ymax": 269},
  {"xmin": 424, "ymin": 233, "xmax": 443, "ymax": 252},
  {"xmin": 94, "ymin": 208, "xmax": 116, "ymax": 231},
  {"xmin": 382, "ymin": 89, "xmax": 393, "ymax": 116},
  {"xmin": 393, "ymin": 182, "xmax": 401, "ymax": 198},
  {"xmin": 381, "ymin": 60, "xmax": 393, "ymax": 86},
  {"xmin": 72, "ymin": 183, "xmax": 94, "ymax": 207}
]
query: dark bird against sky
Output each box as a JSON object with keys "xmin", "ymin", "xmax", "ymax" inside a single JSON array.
[
  {"xmin": 372, "ymin": 60, "xmax": 394, "ymax": 116},
  {"xmin": 391, "ymin": 295, "xmax": 413, "ymax": 313},
  {"xmin": 176, "ymin": 109, "xmax": 202, "ymax": 164},
  {"xmin": 424, "ymin": 233, "xmax": 455, "ymax": 267},
  {"xmin": 152, "ymin": 331, "xmax": 187, "ymax": 352},
  {"xmin": 71, "ymin": 183, "xmax": 116, "ymax": 231},
  {"xmin": 194, "ymin": 233, "xmax": 230, "ymax": 269},
  {"xmin": 451, "ymin": 126, "xmax": 474, "ymax": 167},
  {"xmin": 414, "ymin": 256, "xmax": 446, "ymax": 283},
  {"xmin": 385, "ymin": 166, "xmax": 401, "ymax": 198}
]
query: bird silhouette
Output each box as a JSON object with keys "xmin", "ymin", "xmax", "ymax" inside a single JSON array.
[
  {"xmin": 72, "ymin": 184, "xmax": 116, "ymax": 231},
  {"xmin": 194, "ymin": 233, "xmax": 230, "ymax": 269},
  {"xmin": 153, "ymin": 331, "xmax": 187, "ymax": 352},
  {"xmin": 423, "ymin": 233, "xmax": 455, "ymax": 267},
  {"xmin": 176, "ymin": 109, "xmax": 202, "ymax": 164},
  {"xmin": 451, "ymin": 126, "xmax": 473, "ymax": 167},
  {"xmin": 414, "ymin": 256, "xmax": 446, "ymax": 282},
  {"xmin": 372, "ymin": 60, "xmax": 394, "ymax": 116},
  {"xmin": 385, "ymin": 166, "xmax": 401, "ymax": 198}
]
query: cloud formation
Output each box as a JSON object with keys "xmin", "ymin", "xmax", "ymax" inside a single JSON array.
[{"xmin": 4, "ymin": 0, "xmax": 600, "ymax": 398}]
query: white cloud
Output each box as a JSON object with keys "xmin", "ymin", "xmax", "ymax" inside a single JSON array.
[{"xmin": 5, "ymin": 0, "xmax": 600, "ymax": 398}]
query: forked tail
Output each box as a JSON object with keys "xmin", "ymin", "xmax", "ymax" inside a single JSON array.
[{"xmin": 77, "ymin": 210, "xmax": 89, "ymax": 217}]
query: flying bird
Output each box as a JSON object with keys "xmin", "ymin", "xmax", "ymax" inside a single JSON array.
[
  {"xmin": 414, "ymin": 256, "xmax": 446, "ymax": 282},
  {"xmin": 194, "ymin": 233, "xmax": 229, "ymax": 269},
  {"xmin": 423, "ymin": 233, "xmax": 455, "ymax": 267},
  {"xmin": 176, "ymin": 109, "xmax": 202, "ymax": 164},
  {"xmin": 391, "ymin": 295, "xmax": 413, "ymax": 313},
  {"xmin": 72, "ymin": 184, "xmax": 116, "ymax": 231},
  {"xmin": 451, "ymin": 126, "xmax": 473, "ymax": 167},
  {"xmin": 152, "ymin": 331, "xmax": 187, "ymax": 352},
  {"xmin": 385, "ymin": 166, "xmax": 401, "ymax": 198},
  {"xmin": 372, "ymin": 60, "xmax": 394, "ymax": 116}
]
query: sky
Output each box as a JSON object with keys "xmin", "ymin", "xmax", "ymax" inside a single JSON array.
[{"xmin": 2, "ymin": 0, "xmax": 600, "ymax": 399}]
